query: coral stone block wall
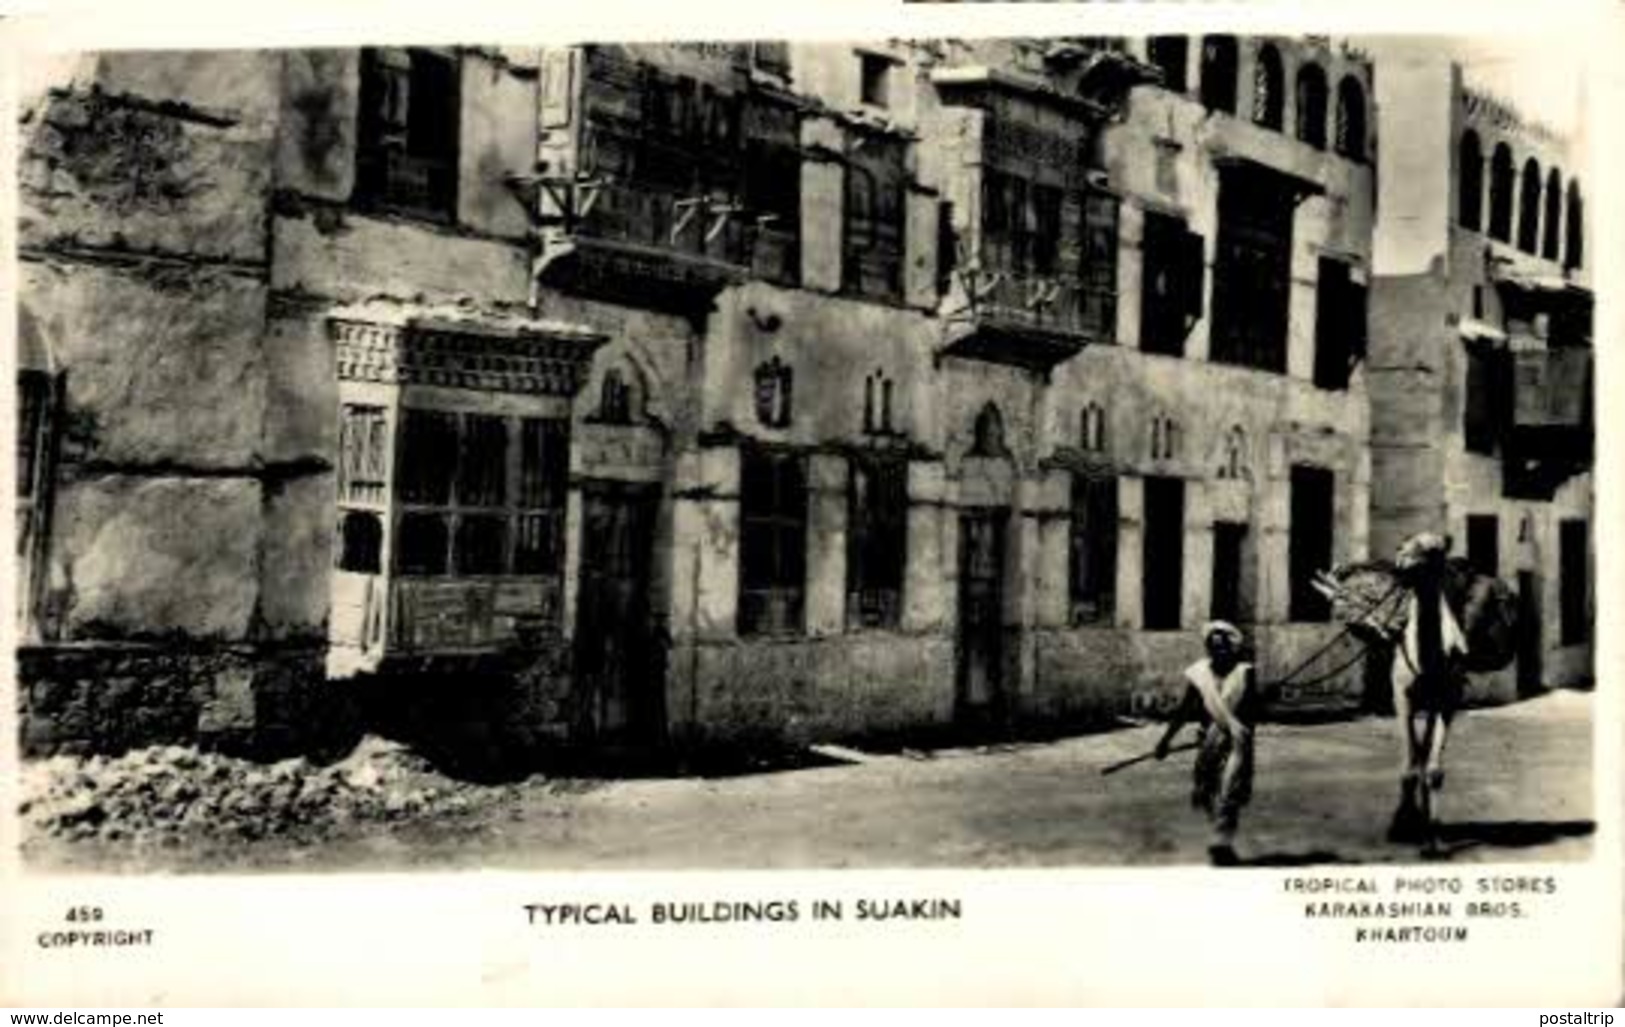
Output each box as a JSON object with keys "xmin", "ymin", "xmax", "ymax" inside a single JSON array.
[{"xmin": 17, "ymin": 56, "xmax": 327, "ymax": 756}]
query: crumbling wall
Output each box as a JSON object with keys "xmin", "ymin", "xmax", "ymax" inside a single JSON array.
[{"xmin": 17, "ymin": 53, "xmax": 331, "ymax": 757}]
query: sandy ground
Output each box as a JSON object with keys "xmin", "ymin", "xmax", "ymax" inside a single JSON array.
[{"xmin": 25, "ymin": 688, "xmax": 1594, "ymax": 873}]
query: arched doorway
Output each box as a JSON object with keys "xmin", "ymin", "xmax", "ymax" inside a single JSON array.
[
  {"xmin": 957, "ymin": 404, "xmax": 1014, "ymax": 728},
  {"xmin": 572, "ymin": 355, "xmax": 669, "ymax": 751}
]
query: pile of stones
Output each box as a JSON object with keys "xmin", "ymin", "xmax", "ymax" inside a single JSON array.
[{"xmin": 20, "ymin": 736, "xmax": 499, "ymax": 847}]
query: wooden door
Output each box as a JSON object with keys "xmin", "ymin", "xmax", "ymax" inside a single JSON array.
[
  {"xmin": 1143, "ymin": 476, "xmax": 1186, "ymax": 630},
  {"xmin": 574, "ymin": 483, "xmax": 661, "ymax": 745},
  {"xmin": 1517, "ymin": 570, "xmax": 1543, "ymax": 697},
  {"xmin": 957, "ymin": 508, "xmax": 1008, "ymax": 725}
]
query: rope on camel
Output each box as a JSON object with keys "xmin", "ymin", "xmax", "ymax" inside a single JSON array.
[{"xmin": 1258, "ymin": 578, "xmax": 1406, "ymax": 692}]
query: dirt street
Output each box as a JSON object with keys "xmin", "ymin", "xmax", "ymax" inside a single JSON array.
[{"xmin": 25, "ymin": 689, "xmax": 1593, "ymax": 873}]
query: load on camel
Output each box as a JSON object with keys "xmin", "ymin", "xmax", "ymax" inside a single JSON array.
[{"xmin": 1314, "ymin": 531, "xmax": 1520, "ymax": 855}]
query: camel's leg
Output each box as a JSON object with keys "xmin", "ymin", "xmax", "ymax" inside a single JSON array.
[
  {"xmin": 1414, "ymin": 709, "xmax": 1445, "ymax": 856},
  {"xmin": 1388, "ymin": 659, "xmax": 1429, "ymax": 844},
  {"xmin": 1426, "ymin": 714, "xmax": 1452, "ymax": 792}
]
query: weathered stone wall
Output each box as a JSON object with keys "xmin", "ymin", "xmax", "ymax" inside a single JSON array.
[
  {"xmin": 664, "ymin": 42, "xmax": 1379, "ymax": 744},
  {"xmin": 675, "ymin": 636, "xmax": 955, "ymax": 745},
  {"xmin": 263, "ymin": 47, "xmax": 579, "ymax": 749},
  {"xmin": 18, "ymin": 646, "xmax": 335, "ymax": 759},
  {"xmin": 17, "ymin": 53, "xmax": 339, "ymax": 755}
]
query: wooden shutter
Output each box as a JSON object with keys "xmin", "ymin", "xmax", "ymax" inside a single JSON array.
[
  {"xmin": 1141, "ymin": 476, "xmax": 1184, "ymax": 630},
  {"xmin": 1466, "ymin": 515, "xmax": 1500, "ymax": 579},
  {"xmin": 1289, "ymin": 465, "xmax": 1335, "ymax": 622},
  {"xmin": 1080, "ymin": 190, "xmax": 1120, "ymax": 341},
  {"xmin": 1070, "ymin": 474, "xmax": 1119, "ymax": 624},
  {"xmin": 1314, "ymin": 258, "xmax": 1351, "ymax": 390},
  {"xmin": 1560, "ymin": 519, "xmax": 1588, "ymax": 645},
  {"xmin": 1179, "ymin": 226, "xmax": 1206, "ymax": 322},
  {"xmin": 1210, "ymin": 521, "xmax": 1247, "ymax": 623},
  {"xmin": 366, "ymin": 48, "xmax": 412, "ymax": 145}
]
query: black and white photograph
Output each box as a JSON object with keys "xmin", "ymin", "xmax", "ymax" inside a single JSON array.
[
  {"xmin": 10, "ymin": 31, "xmax": 1598, "ymax": 872},
  {"xmin": 3, "ymin": 6, "xmax": 1619, "ymax": 1006}
]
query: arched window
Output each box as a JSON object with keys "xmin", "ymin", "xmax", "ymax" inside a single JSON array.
[
  {"xmin": 753, "ymin": 356, "xmax": 793, "ymax": 428},
  {"xmin": 1488, "ymin": 143, "xmax": 1514, "ymax": 243},
  {"xmin": 1543, "ymin": 167, "xmax": 1563, "ymax": 261},
  {"xmin": 1219, "ymin": 425, "xmax": 1248, "ymax": 480},
  {"xmin": 863, "ymin": 372, "xmax": 897, "ymax": 435},
  {"xmin": 1147, "ymin": 36, "xmax": 1188, "ymax": 93},
  {"xmin": 1565, "ymin": 179, "xmax": 1584, "ymax": 270},
  {"xmin": 1334, "ymin": 76, "xmax": 1366, "ymax": 160},
  {"xmin": 1252, "ymin": 45, "xmax": 1284, "ymax": 130},
  {"xmin": 1081, "ymin": 402, "xmax": 1108, "ymax": 453},
  {"xmin": 597, "ymin": 367, "xmax": 632, "ymax": 424},
  {"xmin": 1294, "ymin": 64, "xmax": 1328, "ymax": 150},
  {"xmin": 1517, "ymin": 158, "xmax": 1542, "ymax": 254},
  {"xmin": 1150, "ymin": 414, "xmax": 1181, "ymax": 461},
  {"xmin": 1199, "ymin": 36, "xmax": 1238, "ymax": 114},
  {"xmin": 1457, "ymin": 131, "xmax": 1484, "ymax": 230},
  {"xmin": 971, "ymin": 403, "xmax": 1007, "ymax": 458}
]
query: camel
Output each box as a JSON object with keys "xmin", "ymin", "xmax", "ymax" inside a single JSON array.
[{"xmin": 1315, "ymin": 532, "xmax": 1518, "ymax": 855}]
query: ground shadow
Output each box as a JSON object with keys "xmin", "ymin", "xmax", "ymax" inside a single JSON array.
[
  {"xmin": 854, "ymin": 715, "xmax": 1142, "ymax": 757},
  {"xmin": 1435, "ymin": 819, "xmax": 1595, "ymax": 851},
  {"xmin": 1229, "ymin": 849, "xmax": 1354, "ymax": 867}
]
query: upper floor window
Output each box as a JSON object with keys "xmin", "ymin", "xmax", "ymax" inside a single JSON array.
[
  {"xmin": 1458, "ymin": 130, "xmax": 1484, "ymax": 230},
  {"xmin": 1139, "ymin": 210, "xmax": 1204, "ymax": 357},
  {"xmin": 1314, "ymin": 257, "xmax": 1367, "ymax": 390},
  {"xmin": 1565, "ymin": 179, "xmax": 1584, "ymax": 270},
  {"xmin": 1078, "ymin": 189, "xmax": 1121, "ymax": 342},
  {"xmin": 1199, "ymin": 36, "xmax": 1239, "ymax": 115},
  {"xmin": 843, "ymin": 133, "xmax": 907, "ymax": 302},
  {"xmin": 355, "ymin": 48, "xmax": 460, "ymax": 221},
  {"xmin": 1517, "ymin": 158, "xmax": 1543, "ymax": 255},
  {"xmin": 1148, "ymin": 36, "xmax": 1189, "ymax": 93},
  {"xmin": 859, "ymin": 52, "xmax": 893, "ymax": 109},
  {"xmin": 1334, "ymin": 76, "xmax": 1366, "ymax": 160},
  {"xmin": 1210, "ymin": 171, "xmax": 1294, "ymax": 374},
  {"xmin": 750, "ymin": 42, "xmax": 791, "ymax": 81},
  {"xmin": 741, "ymin": 98, "xmax": 803, "ymax": 285},
  {"xmin": 1488, "ymin": 143, "xmax": 1515, "ymax": 243},
  {"xmin": 1252, "ymin": 45, "xmax": 1284, "ymax": 130},
  {"xmin": 1464, "ymin": 345, "xmax": 1511, "ymax": 455},
  {"xmin": 1542, "ymin": 167, "xmax": 1563, "ymax": 261},
  {"xmin": 1294, "ymin": 64, "xmax": 1328, "ymax": 150}
]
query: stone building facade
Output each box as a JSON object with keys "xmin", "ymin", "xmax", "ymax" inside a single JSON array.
[
  {"xmin": 16, "ymin": 37, "xmax": 1380, "ymax": 757},
  {"xmin": 1371, "ymin": 58, "xmax": 1593, "ymax": 703}
]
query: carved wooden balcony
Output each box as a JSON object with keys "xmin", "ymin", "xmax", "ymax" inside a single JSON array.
[
  {"xmin": 938, "ymin": 267, "xmax": 1111, "ymax": 375},
  {"xmin": 1502, "ymin": 345, "xmax": 1593, "ymax": 500}
]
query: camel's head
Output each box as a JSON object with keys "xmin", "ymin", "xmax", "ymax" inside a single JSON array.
[{"xmin": 1395, "ymin": 531, "xmax": 1452, "ymax": 582}]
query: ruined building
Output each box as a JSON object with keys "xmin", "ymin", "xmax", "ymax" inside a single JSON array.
[
  {"xmin": 1371, "ymin": 58, "xmax": 1593, "ymax": 702},
  {"xmin": 17, "ymin": 37, "xmax": 1380, "ymax": 757}
]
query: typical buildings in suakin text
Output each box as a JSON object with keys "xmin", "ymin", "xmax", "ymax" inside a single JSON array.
[
  {"xmin": 1371, "ymin": 55, "xmax": 1593, "ymax": 703},
  {"xmin": 13, "ymin": 37, "xmax": 1584, "ymax": 758}
]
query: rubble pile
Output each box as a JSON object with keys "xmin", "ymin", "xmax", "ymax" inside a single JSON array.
[{"xmin": 20, "ymin": 736, "xmax": 503, "ymax": 847}]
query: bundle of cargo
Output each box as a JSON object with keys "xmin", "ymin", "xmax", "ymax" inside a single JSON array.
[{"xmin": 1316, "ymin": 555, "xmax": 1519, "ymax": 674}]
